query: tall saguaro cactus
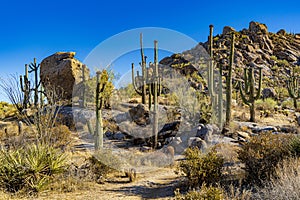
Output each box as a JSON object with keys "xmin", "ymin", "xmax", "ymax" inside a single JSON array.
[
  {"xmin": 81, "ymin": 65, "xmax": 87, "ymax": 108},
  {"xmin": 208, "ymin": 24, "xmax": 224, "ymax": 127},
  {"xmin": 208, "ymin": 25, "xmax": 215, "ymax": 97},
  {"xmin": 239, "ymin": 67, "xmax": 263, "ymax": 122},
  {"xmin": 20, "ymin": 64, "xmax": 30, "ymax": 109},
  {"xmin": 153, "ymin": 40, "xmax": 159, "ymax": 149},
  {"xmin": 225, "ymin": 32, "xmax": 235, "ymax": 126},
  {"xmin": 131, "ymin": 33, "xmax": 147, "ymax": 104},
  {"xmin": 28, "ymin": 58, "xmax": 41, "ymax": 107},
  {"xmin": 95, "ymin": 70, "xmax": 108, "ymax": 150},
  {"xmin": 287, "ymin": 68, "xmax": 300, "ymax": 109}
]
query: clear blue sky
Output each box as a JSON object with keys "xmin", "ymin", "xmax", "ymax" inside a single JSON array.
[{"xmin": 1, "ymin": 0, "xmax": 300, "ymax": 101}]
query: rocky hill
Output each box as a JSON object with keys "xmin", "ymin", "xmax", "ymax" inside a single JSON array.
[{"xmin": 161, "ymin": 21, "xmax": 300, "ymax": 89}]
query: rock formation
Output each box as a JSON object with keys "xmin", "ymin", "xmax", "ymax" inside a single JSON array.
[
  {"xmin": 40, "ymin": 52, "xmax": 90, "ymax": 100},
  {"xmin": 160, "ymin": 21, "xmax": 300, "ymax": 90}
]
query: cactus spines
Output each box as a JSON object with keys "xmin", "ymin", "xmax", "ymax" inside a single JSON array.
[
  {"xmin": 287, "ymin": 68, "xmax": 300, "ymax": 109},
  {"xmin": 20, "ymin": 64, "xmax": 30, "ymax": 109},
  {"xmin": 95, "ymin": 70, "xmax": 107, "ymax": 150},
  {"xmin": 239, "ymin": 67, "xmax": 263, "ymax": 122},
  {"xmin": 225, "ymin": 32, "xmax": 235, "ymax": 126},
  {"xmin": 153, "ymin": 40, "xmax": 159, "ymax": 149}
]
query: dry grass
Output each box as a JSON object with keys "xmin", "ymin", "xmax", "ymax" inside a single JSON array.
[{"xmin": 252, "ymin": 157, "xmax": 300, "ymax": 200}]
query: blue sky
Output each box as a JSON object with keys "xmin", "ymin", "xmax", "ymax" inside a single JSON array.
[{"xmin": 1, "ymin": 0, "xmax": 300, "ymax": 101}]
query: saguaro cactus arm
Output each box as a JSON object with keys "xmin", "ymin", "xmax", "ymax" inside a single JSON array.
[{"xmin": 131, "ymin": 63, "xmax": 143, "ymax": 96}]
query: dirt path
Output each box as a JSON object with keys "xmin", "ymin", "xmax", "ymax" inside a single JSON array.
[{"xmin": 34, "ymin": 165, "xmax": 181, "ymax": 200}]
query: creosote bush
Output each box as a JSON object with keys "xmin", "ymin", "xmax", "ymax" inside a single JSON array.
[
  {"xmin": 0, "ymin": 144, "xmax": 67, "ymax": 194},
  {"xmin": 238, "ymin": 132, "xmax": 295, "ymax": 185},
  {"xmin": 178, "ymin": 147, "xmax": 224, "ymax": 187}
]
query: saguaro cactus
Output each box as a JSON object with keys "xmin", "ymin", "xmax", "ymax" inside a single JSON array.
[
  {"xmin": 28, "ymin": 58, "xmax": 41, "ymax": 108},
  {"xmin": 95, "ymin": 70, "xmax": 108, "ymax": 150},
  {"xmin": 239, "ymin": 67, "xmax": 262, "ymax": 122},
  {"xmin": 287, "ymin": 68, "xmax": 300, "ymax": 109},
  {"xmin": 20, "ymin": 64, "xmax": 31, "ymax": 109},
  {"xmin": 218, "ymin": 64, "xmax": 223, "ymax": 127},
  {"xmin": 208, "ymin": 25, "xmax": 224, "ymax": 127},
  {"xmin": 81, "ymin": 65, "xmax": 87, "ymax": 108},
  {"xmin": 225, "ymin": 32, "xmax": 235, "ymax": 126},
  {"xmin": 131, "ymin": 33, "xmax": 147, "ymax": 104},
  {"xmin": 153, "ymin": 40, "xmax": 159, "ymax": 149},
  {"xmin": 208, "ymin": 25, "xmax": 215, "ymax": 97}
]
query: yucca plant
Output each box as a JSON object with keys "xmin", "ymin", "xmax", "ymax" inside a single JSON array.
[{"xmin": 0, "ymin": 144, "xmax": 67, "ymax": 193}]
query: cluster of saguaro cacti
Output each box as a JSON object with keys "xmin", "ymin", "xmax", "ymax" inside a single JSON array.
[
  {"xmin": 225, "ymin": 32, "xmax": 235, "ymax": 126},
  {"xmin": 287, "ymin": 67, "xmax": 300, "ymax": 109},
  {"xmin": 208, "ymin": 25, "xmax": 236, "ymax": 128},
  {"xmin": 94, "ymin": 70, "xmax": 108, "ymax": 150},
  {"xmin": 131, "ymin": 34, "xmax": 160, "ymax": 148},
  {"xmin": 28, "ymin": 58, "xmax": 42, "ymax": 107},
  {"xmin": 131, "ymin": 33, "xmax": 162, "ymax": 111},
  {"xmin": 20, "ymin": 58, "xmax": 43, "ymax": 109},
  {"xmin": 207, "ymin": 25, "xmax": 224, "ymax": 128},
  {"xmin": 239, "ymin": 67, "xmax": 263, "ymax": 122}
]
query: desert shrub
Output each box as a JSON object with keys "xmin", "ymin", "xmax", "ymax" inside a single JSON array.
[
  {"xmin": 86, "ymin": 149, "xmax": 123, "ymax": 183},
  {"xmin": 0, "ymin": 101, "xmax": 17, "ymax": 119},
  {"xmin": 0, "ymin": 144, "xmax": 67, "ymax": 194},
  {"xmin": 251, "ymin": 157, "xmax": 300, "ymax": 200},
  {"xmin": 46, "ymin": 125, "xmax": 73, "ymax": 148},
  {"xmin": 289, "ymin": 135, "xmax": 300, "ymax": 156},
  {"xmin": 175, "ymin": 184, "xmax": 224, "ymax": 200},
  {"xmin": 281, "ymin": 98, "xmax": 300, "ymax": 109},
  {"xmin": 82, "ymin": 69, "xmax": 114, "ymax": 108},
  {"xmin": 255, "ymin": 98, "xmax": 277, "ymax": 112},
  {"xmin": 238, "ymin": 132, "xmax": 294, "ymax": 185},
  {"xmin": 178, "ymin": 147, "xmax": 224, "ymax": 187},
  {"xmin": 277, "ymin": 59, "xmax": 289, "ymax": 67}
]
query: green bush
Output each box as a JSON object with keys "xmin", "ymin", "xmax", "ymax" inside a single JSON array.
[
  {"xmin": 0, "ymin": 144, "xmax": 67, "ymax": 193},
  {"xmin": 289, "ymin": 135, "xmax": 300, "ymax": 156},
  {"xmin": 0, "ymin": 101, "xmax": 17, "ymax": 119},
  {"xmin": 178, "ymin": 147, "xmax": 224, "ymax": 187},
  {"xmin": 255, "ymin": 98, "xmax": 277, "ymax": 112},
  {"xmin": 238, "ymin": 132, "xmax": 294, "ymax": 185},
  {"xmin": 175, "ymin": 184, "xmax": 224, "ymax": 200}
]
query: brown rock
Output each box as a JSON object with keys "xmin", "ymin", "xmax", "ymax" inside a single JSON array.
[
  {"xmin": 249, "ymin": 21, "xmax": 268, "ymax": 34},
  {"xmin": 277, "ymin": 29, "xmax": 287, "ymax": 35},
  {"xmin": 40, "ymin": 52, "xmax": 90, "ymax": 100},
  {"xmin": 128, "ymin": 104, "xmax": 150, "ymax": 126},
  {"xmin": 223, "ymin": 26, "xmax": 235, "ymax": 35}
]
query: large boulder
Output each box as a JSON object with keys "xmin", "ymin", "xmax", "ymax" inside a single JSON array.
[
  {"xmin": 222, "ymin": 26, "xmax": 235, "ymax": 35},
  {"xmin": 128, "ymin": 104, "xmax": 150, "ymax": 126},
  {"xmin": 249, "ymin": 21, "xmax": 268, "ymax": 34},
  {"xmin": 40, "ymin": 52, "xmax": 90, "ymax": 100},
  {"xmin": 262, "ymin": 88, "xmax": 277, "ymax": 99}
]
